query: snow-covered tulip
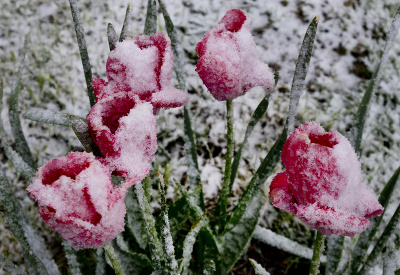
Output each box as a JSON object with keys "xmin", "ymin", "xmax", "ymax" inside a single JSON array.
[
  {"xmin": 195, "ymin": 9, "xmax": 274, "ymax": 101},
  {"xmin": 87, "ymin": 93, "xmax": 157, "ymax": 182},
  {"xmin": 27, "ymin": 152, "xmax": 127, "ymax": 249},
  {"xmin": 92, "ymin": 33, "xmax": 188, "ymax": 112},
  {"xmin": 269, "ymin": 122, "xmax": 384, "ymax": 236}
]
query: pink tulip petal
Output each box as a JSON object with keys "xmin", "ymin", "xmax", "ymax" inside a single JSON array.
[
  {"xmin": 269, "ymin": 172, "xmax": 297, "ymax": 215},
  {"xmin": 27, "ymin": 152, "xmax": 126, "ymax": 249},
  {"xmin": 296, "ymin": 204, "xmax": 370, "ymax": 236},
  {"xmin": 195, "ymin": 9, "xmax": 274, "ymax": 101}
]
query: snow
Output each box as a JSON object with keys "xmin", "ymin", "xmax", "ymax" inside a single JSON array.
[{"xmin": 1, "ymin": 0, "xmax": 400, "ymax": 271}]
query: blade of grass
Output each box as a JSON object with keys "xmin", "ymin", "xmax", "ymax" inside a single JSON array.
[
  {"xmin": 69, "ymin": 116, "xmax": 102, "ymax": 157},
  {"xmin": 177, "ymin": 213, "xmax": 208, "ymax": 275},
  {"xmin": 0, "ymin": 169, "xmax": 59, "ymax": 275},
  {"xmin": 253, "ymin": 226, "xmax": 326, "ymax": 262},
  {"xmin": 134, "ymin": 182, "xmax": 163, "ymax": 271},
  {"xmin": 144, "ymin": 0, "xmax": 157, "ymax": 36},
  {"xmin": 157, "ymin": 0, "xmax": 185, "ymax": 88},
  {"xmin": 8, "ymin": 35, "xmax": 36, "ymax": 169},
  {"xmin": 359, "ymin": 201, "xmax": 400, "ymax": 274},
  {"xmin": 249, "ymin": 259, "xmax": 270, "ymax": 275},
  {"xmin": 349, "ymin": 6, "xmax": 400, "ymax": 153},
  {"xmin": 0, "ymin": 77, "xmax": 35, "ymax": 181},
  {"xmin": 158, "ymin": 173, "xmax": 178, "ymax": 274},
  {"xmin": 62, "ymin": 240, "xmax": 82, "ymax": 275},
  {"xmin": 68, "ymin": 0, "xmax": 96, "ymax": 107},
  {"xmin": 119, "ymin": 4, "xmax": 131, "ymax": 42},
  {"xmin": 230, "ymin": 94, "xmax": 271, "ymax": 189},
  {"xmin": 0, "ymin": 254, "xmax": 27, "ymax": 275},
  {"xmin": 24, "ymin": 108, "xmax": 82, "ymax": 127},
  {"xmin": 107, "ymin": 23, "xmax": 118, "ymax": 51},
  {"xmin": 287, "ymin": 16, "xmax": 319, "ymax": 133},
  {"xmin": 349, "ymin": 165, "xmax": 400, "ymax": 274}
]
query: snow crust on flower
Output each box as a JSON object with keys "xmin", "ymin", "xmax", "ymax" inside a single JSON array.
[
  {"xmin": 92, "ymin": 33, "xmax": 188, "ymax": 111},
  {"xmin": 27, "ymin": 152, "xmax": 126, "ymax": 249},
  {"xmin": 269, "ymin": 122, "xmax": 383, "ymax": 236},
  {"xmin": 195, "ymin": 9, "xmax": 274, "ymax": 101},
  {"xmin": 87, "ymin": 93, "xmax": 157, "ymax": 183}
]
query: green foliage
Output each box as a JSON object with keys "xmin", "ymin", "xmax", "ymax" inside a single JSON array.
[
  {"xmin": 8, "ymin": 36, "xmax": 37, "ymax": 169},
  {"xmin": 249, "ymin": 258, "xmax": 270, "ymax": 275},
  {"xmin": 68, "ymin": 0, "xmax": 95, "ymax": 107},
  {"xmin": 119, "ymin": 4, "xmax": 131, "ymax": 42},
  {"xmin": 107, "ymin": 23, "xmax": 118, "ymax": 51},
  {"xmin": 144, "ymin": 0, "xmax": 157, "ymax": 36}
]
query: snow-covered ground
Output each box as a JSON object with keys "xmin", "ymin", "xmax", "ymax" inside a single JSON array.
[{"xmin": 1, "ymin": 0, "xmax": 400, "ymax": 273}]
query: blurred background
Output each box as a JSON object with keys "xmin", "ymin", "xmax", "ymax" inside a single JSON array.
[{"xmin": 1, "ymin": 0, "xmax": 400, "ymax": 273}]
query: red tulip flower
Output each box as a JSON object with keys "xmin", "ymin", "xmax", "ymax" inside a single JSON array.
[
  {"xmin": 87, "ymin": 93, "xmax": 157, "ymax": 183},
  {"xmin": 27, "ymin": 152, "xmax": 127, "ymax": 249},
  {"xmin": 269, "ymin": 122, "xmax": 384, "ymax": 236},
  {"xmin": 92, "ymin": 33, "xmax": 188, "ymax": 112},
  {"xmin": 195, "ymin": 9, "xmax": 274, "ymax": 101}
]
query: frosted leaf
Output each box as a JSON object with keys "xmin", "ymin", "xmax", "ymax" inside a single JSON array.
[
  {"xmin": 195, "ymin": 9, "xmax": 274, "ymax": 101},
  {"xmin": 270, "ymin": 122, "xmax": 383, "ymax": 236},
  {"xmin": 27, "ymin": 152, "xmax": 127, "ymax": 249},
  {"xmin": 249, "ymin": 259, "xmax": 270, "ymax": 275},
  {"xmin": 253, "ymin": 226, "xmax": 326, "ymax": 262}
]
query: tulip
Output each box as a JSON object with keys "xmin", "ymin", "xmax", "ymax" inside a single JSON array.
[
  {"xmin": 269, "ymin": 122, "xmax": 384, "ymax": 236},
  {"xmin": 87, "ymin": 93, "xmax": 157, "ymax": 182},
  {"xmin": 92, "ymin": 33, "xmax": 188, "ymax": 112},
  {"xmin": 27, "ymin": 152, "xmax": 127, "ymax": 249},
  {"xmin": 195, "ymin": 9, "xmax": 274, "ymax": 101}
]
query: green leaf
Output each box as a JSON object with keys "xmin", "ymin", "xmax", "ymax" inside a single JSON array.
[
  {"xmin": 230, "ymin": 93, "xmax": 271, "ymax": 190},
  {"xmin": 326, "ymin": 235, "xmax": 344, "ymax": 274},
  {"xmin": 183, "ymin": 107, "xmax": 202, "ymax": 192},
  {"xmin": 0, "ymin": 169, "xmax": 59, "ymax": 275},
  {"xmin": 349, "ymin": 165, "xmax": 400, "ymax": 274},
  {"xmin": 8, "ymin": 35, "xmax": 36, "ymax": 169},
  {"xmin": 287, "ymin": 16, "xmax": 319, "ymax": 133},
  {"xmin": 0, "ymin": 77, "xmax": 35, "ymax": 181},
  {"xmin": 119, "ymin": 4, "xmax": 131, "ymax": 42},
  {"xmin": 0, "ymin": 254, "xmax": 27, "ymax": 275},
  {"xmin": 69, "ymin": 116, "xmax": 102, "ymax": 157},
  {"xmin": 107, "ymin": 23, "xmax": 118, "ymax": 51},
  {"xmin": 68, "ymin": 0, "xmax": 96, "ymax": 107},
  {"xmin": 158, "ymin": 173, "xmax": 178, "ymax": 274},
  {"xmin": 156, "ymin": 197, "xmax": 190, "ymax": 241},
  {"xmin": 95, "ymin": 248, "xmax": 106, "ymax": 275},
  {"xmin": 178, "ymin": 213, "xmax": 208, "ymax": 275},
  {"xmin": 359, "ymin": 201, "xmax": 400, "ymax": 274},
  {"xmin": 383, "ymin": 244, "xmax": 396, "ymax": 275},
  {"xmin": 144, "ymin": 0, "xmax": 157, "ymax": 36},
  {"xmin": 349, "ymin": 6, "xmax": 400, "ymax": 153},
  {"xmin": 249, "ymin": 258, "xmax": 270, "ymax": 275},
  {"xmin": 125, "ymin": 187, "xmax": 149, "ymax": 251},
  {"xmin": 134, "ymin": 182, "xmax": 163, "ymax": 271},
  {"xmin": 217, "ymin": 190, "xmax": 266, "ymax": 274},
  {"xmin": 157, "ymin": 0, "xmax": 185, "ymax": 88},
  {"xmin": 24, "ymin": 108, "xmax": 81, "ymax": 127},
  {"xmin": 62, "ymin": 240, "xmax": 82, "ymax": 275},
  {"xmin": 114, "ymin": 236, "xmax": 153, "ymax": 274},
  {"xmin": 253, "ymin": 226, "xmax": 326, "ymax": 262}
]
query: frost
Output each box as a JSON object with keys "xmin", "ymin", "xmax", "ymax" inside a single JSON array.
[
  {"xmin": 249, "ymin": 258, "xmax": 270, "ymax": 275},
  {"xmin": 253, "ymin": 226, "xmax": 326, "ymax": 262}
]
